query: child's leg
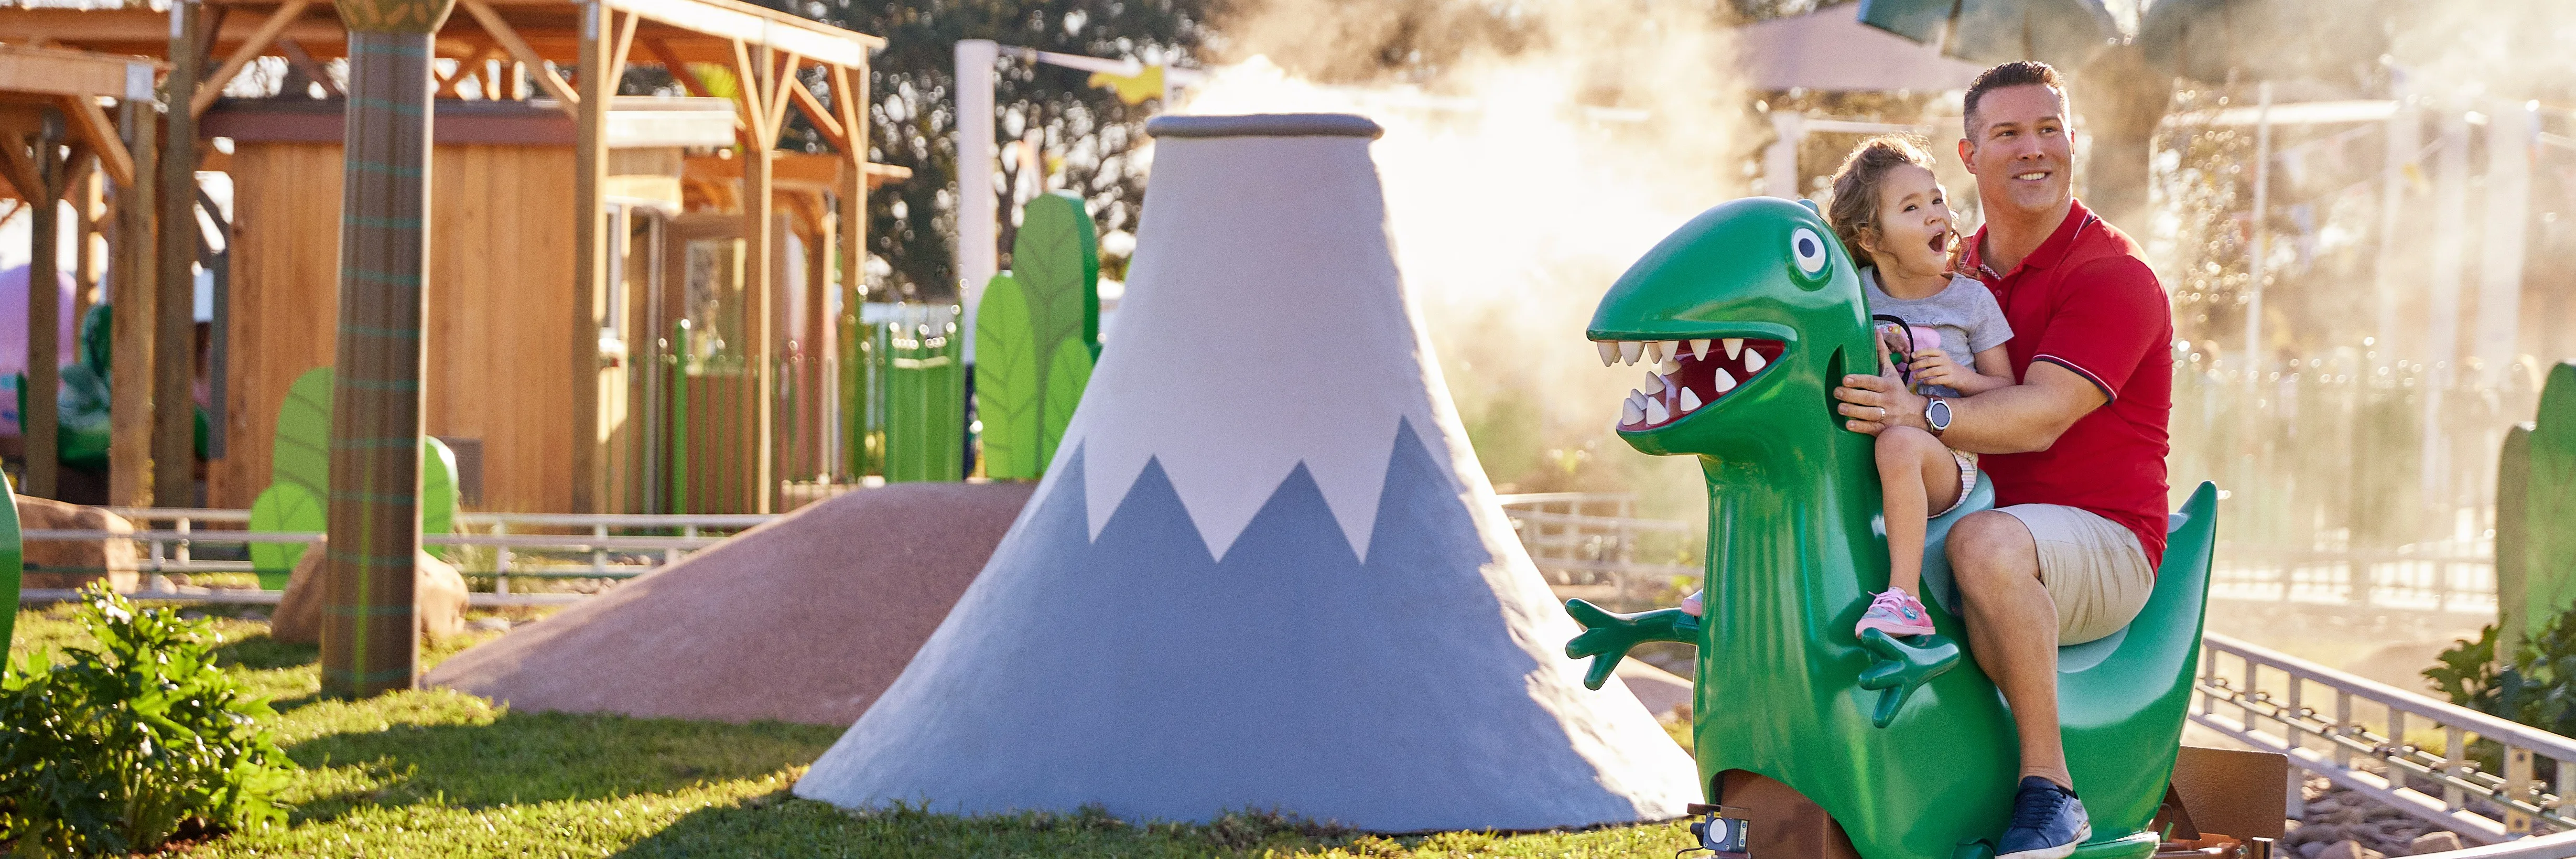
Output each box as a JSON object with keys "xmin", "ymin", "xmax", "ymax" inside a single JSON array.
[{"xmin": 1875, "ymin": 425, "xmax": 1966, "ymax": 596}]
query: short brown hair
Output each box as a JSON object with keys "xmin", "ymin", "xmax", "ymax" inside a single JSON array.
[
  {"xmin": 1825, "ymin": 134, "xmax": 1939, "ymax": 260},
  {"xmin": 1963, "ymin": 60, "xmax": 2066, "ymax": 138}
]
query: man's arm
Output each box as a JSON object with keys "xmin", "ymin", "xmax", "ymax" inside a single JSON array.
[{"xmin": 1833, "ymin": 360, "xmax": 2104, "ymax": 454}]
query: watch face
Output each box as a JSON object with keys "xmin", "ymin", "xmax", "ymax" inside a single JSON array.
[{"xmin": 1929, "ymin": 400, "xmax": 1952, "ymax": 430}]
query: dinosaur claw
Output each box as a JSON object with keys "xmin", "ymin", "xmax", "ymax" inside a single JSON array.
[
  {"xmin": 1857, "ymin": 629, "xmax": 1961, "ymax": 728},
  {"xmin": 1562, "ymin": 599, "xmax": 1702, "ymax": 694}
]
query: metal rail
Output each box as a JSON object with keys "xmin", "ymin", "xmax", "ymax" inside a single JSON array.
[{"xmin": 2194, "ymin": 632, "xmax": 2576, "ymax": 846}]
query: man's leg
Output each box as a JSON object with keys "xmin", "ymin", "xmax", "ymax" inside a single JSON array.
[{"xmin": 1947, "ymin": 510, "xmax": 2070, "ymax": 788}]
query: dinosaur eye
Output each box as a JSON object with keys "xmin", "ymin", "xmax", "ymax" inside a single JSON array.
[{"xmin": 1791, "ymin": 228, "xmax": 1829, "ymax": 276}]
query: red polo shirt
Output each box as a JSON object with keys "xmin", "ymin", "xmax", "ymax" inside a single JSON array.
[{"xmin": 1960, "ymin": 199, "xmax": 2173, "ymax": 567}]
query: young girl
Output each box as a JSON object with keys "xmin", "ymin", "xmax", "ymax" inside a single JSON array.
[{"xmin": 1828, "ymin": 135, "xmax": 2017, "ymax": 639}]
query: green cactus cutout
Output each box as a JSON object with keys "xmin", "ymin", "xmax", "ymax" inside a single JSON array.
[
  {"xmin": 2522, "ymin": 363, "xmax": 2576, "ymax": 647},
  {"xmin": 976, "ymin": 274, "xmax": 1043, "ymax": 480},
  {"xmin": 248, "ymin": 482, "xmax": 323, "ymax": 590},
  {"xmin": 0, "ymin": 470, "xmax": 21, "ymax": 652},
  {"xmin": 1012, "ymin": 191, "xmax": 1101, "ymax": 361},
  {"xmin": 1039, "ymin": 334, "xmax": 1093, "ymax": 468},
  {"xmin": 275, "ymin": 368, "xmax": 335, "ymax": 501}
]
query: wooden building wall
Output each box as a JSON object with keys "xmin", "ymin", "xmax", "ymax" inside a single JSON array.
[{"xmin": 217, "ymin": 142, "xmax": 579, "ymax": 513}]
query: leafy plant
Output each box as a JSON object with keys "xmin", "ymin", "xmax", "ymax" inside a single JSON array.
[
  {"xmin": 0, "ymin": 584, "xmax": 296, "ymax": 856},
  {"xmin": 1039, "ymin": 335, "xmax": 1095, "ymax": 469}
]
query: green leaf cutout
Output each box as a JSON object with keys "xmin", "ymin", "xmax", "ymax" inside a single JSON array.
[
  {"xmin": 421, "ymin": 436, "xmax": 461, "ymax": 560},
  {"xmin": 2527, "ymin": 363, "xmax": 2576, "ymax": 645},
  {"xmin": 274, "ymin": 368, "xmax": 335, "ymax": 501},
  {"xmin": 976, "ymin": 274, "xmax": 1043, "ymax": 480},
  {"xmin": 0, "ymin": 470, "xmax": 21, "ymax": 652},
  {"xmin": 1039, "ymin": 334, "xmax": 1094, "ymax": 469},
  {"xmin": 1013, "ymin": 191, "xmax": 1101, "ymax": 364},
  {"xmin": 248, "ymin": 482, "xmax": 323, "ymax": 590}
]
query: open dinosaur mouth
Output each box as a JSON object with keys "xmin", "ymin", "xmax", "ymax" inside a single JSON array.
[{"xmin": 1594, "ymin": 337, "xmax": 1787, "ymax": 430}]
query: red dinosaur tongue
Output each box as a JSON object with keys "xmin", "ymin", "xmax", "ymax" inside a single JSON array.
[{"xmin": 1592, "ymin": 338, "xmax": 1784, "ymax": 430}]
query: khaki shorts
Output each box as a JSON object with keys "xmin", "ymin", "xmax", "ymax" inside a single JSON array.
[{"xmin": 1996, "ymin": 503, "xmax": 2153, "ymax": 646}]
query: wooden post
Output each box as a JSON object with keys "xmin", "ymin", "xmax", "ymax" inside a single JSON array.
[
  {"xmin": 321, "ymin": 0, "xmax": 457, "ymax": 699},
  {"xmin": 25, "ymin": 109, "xmax": 64, "ymax": 500},
  {"xmin": 156, "ymin": 0, "xmax": 202, "ymax": 508},
  {"xmin": 110, "ymin": 101, "xmax": 156, "ymax": 507},
  {"xmin": 742, "ymin": 43, "xmax": 776, "ymax": 513},
  {"xmin": 570, "ymin": 0, "xmax": 608, "ymax": 512},
  {"xmin": 831, "ymin": 62, "xmax": 865, "ymax": 482}
]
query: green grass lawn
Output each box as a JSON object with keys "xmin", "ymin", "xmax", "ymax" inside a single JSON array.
[{"xmin": 9, "ymin": 605, "xmax": 1695, "ymax": 857}]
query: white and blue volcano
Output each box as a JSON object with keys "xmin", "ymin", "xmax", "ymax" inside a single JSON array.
[{"xmin": 794, "ymin": 113, "xmax": 1697, "ymax": 831}]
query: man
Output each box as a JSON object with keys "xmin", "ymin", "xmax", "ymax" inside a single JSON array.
[{"xmin": 1832, "ymin": 60, "xmax": 2174, "ymax": 859}]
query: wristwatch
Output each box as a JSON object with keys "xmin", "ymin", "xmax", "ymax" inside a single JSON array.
[{"xmin": 1924, "ymin": 396, "xmax": 1953, "ymax": 436}]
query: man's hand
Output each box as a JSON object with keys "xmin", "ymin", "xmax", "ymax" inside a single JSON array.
[{"xmin": 1836, "ymin": 355, "xmax": 1928, "ymax": 436}]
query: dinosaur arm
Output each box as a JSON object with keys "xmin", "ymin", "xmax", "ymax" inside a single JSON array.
[{"xmin": 1564, "ymin": 599, "xmax": 1701, "ymax": 691}]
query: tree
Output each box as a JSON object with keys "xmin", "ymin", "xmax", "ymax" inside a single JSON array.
[{"xmin": 757, "ymin": 0, "xmax": 1227, "ymax": 301}]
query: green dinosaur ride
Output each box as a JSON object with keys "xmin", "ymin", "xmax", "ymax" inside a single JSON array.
[{"xmin": 1564, "ymin": 197, "xmax": 2216, "ymax": 859}]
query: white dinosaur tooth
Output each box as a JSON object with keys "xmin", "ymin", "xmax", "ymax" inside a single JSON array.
[
  {"xmin": 1691, "ymin": 339, "xmax": 1712, "ymax": 360},
  {"xmin": 1724, "ymin": 338, "xmax": 1744, "ymax": 359},
  {"xmin": 1713, "ymin": 367, "xmax": 1738, "ymax": 393},
  {"xmin": 1646, "ymin": 398, "xmax": 1670, "ymax": 424},
  {"xmin": 1660, "ymin": 341, "xmax": 1681, "ymax": 362},
  {"xmin": 1619, "ymin": 341, "xmax": 1642, "ymax": 365},
  {"xmin": 1744, "ymin": 349, "xmax": 1767, "ymax": 373},
  {"xmin": 1680, "ymin": 387, "xmax": 1703, "ymax": 412},
  {"xmin": 1621, "ymin": 399, "xmax": 1644, "ymax": 425},
  {"xmin": 1642, "ymin": 341, "xmax": 1664, "ymax": 364},
  {"xmin": 1642, "ymin": 372, "xmax": 1664, "ymax": 394},
  {"xmin": 1658, "ymin": 357, "xmax": 1681, "ymax": 375},
  {"xmin": 1627, "ymin": 390, "xmax": 1648, "ymax": 411},
  {"xmin": 1597, "ymin": 341, "xmax": 1617, "ymax": 366}
]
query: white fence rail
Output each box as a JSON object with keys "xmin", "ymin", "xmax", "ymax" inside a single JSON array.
[
  {"xmin": 2195, "ymin": 632, "xmax": 2576, "ymax": 847},
  {"xmin": 18, "ymin": 507, "xmax": 784, "ymax": 606}
]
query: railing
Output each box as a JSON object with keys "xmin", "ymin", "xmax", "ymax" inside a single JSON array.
[
  {"xmin": 2194, "ymin": 632, "xmax": 2576, "ymax": 846},
  {"xmin": 1495, "ymin": 492, "xmax": 1698, "ymax": 608},
  {"xmin": 19, "ymin": 507, "xmax": 783, "ymax": 607},
  {"xmin": 2212, "ymin": 542, "xmax": 2498, "ymax": 614}
]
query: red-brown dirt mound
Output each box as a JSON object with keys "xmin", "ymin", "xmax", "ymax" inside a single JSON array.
[{"xmin": 423, "ymin": 481, "xmax": 1036, "ymax": 725}]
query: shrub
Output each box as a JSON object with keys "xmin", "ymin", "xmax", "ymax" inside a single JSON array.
[{"xmin": 0, "ymin": 584, "xmax": 296, "ymax": 856}]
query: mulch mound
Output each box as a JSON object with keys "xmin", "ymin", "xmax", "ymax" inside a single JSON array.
[{"xmin": 422, "ymin": 481, "xmax": 1036, "ymax": 725}]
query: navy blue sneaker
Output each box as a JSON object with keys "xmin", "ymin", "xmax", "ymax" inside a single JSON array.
[{"xmin": 1996, "ymin": 776, "xmax": 2090, "ymax": 859}]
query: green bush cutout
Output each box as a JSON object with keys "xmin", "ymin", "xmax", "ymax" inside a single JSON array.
[
  {"xmin": 246, "ymin": 482, "xmax": 323, "ymax": 590},
  {"xmin": 975, "ymin": 274, "xmax": 1043, "ymax": 480},
  {"xmin": 0, "ymin": 471, "xmax": 20, "ymax": 653},
  {"xmin": 2526, "ymin": 363, "xmax": 2576, "ymax": 647},
  {"xmin": 0, "ymin": 583, "xmax": 296, "ymax": 855},
  {"xmin": 969, "ymin": 192, "xmax": 1099, "ymax": 479},
  {"xmin": 1040, "ymin": 334, "xmax": 1094, "ymax": 468}
]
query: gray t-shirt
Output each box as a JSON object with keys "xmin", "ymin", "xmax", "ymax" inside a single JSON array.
[{"xmin": 1863, "ymin": 269, "xmax": 2013, "ymax": 398}]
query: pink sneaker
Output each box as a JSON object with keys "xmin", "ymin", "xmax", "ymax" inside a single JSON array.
[
  {"xmin": 1681, "ymin": 590, "xmax": 1704, "ymax": 616},
  {"xmin": 1855, "ymin": 589, "xmax": 1935, "ymax": 638}
]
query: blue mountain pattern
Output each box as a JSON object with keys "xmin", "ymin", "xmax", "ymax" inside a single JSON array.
[{"xmin": 795, "ymin": 418, "xmax": 1684, "ymax": 831}]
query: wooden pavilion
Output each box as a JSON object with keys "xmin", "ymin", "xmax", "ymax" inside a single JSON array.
[{"xmin": 1, "ymin": 0, "xmax": 896, "ymax": 514}]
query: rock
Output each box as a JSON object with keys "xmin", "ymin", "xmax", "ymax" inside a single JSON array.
[
  {"xmin": 2299, "ymin": 841, "xmax": 2327, "ymax": 859},
  {"xmin": 2410, "ymin": 831, "xmax": 2464, "ymax": 854},
  {"xmin": 2312, "ymin": 840, "xmax": 2381, "ymax": 859},
  {"xmin": 468, "ymin": 616, "xmax": 511, "ymax": 632},
  {"xmin": 270, "ymin": 537, "xmax": 470, "ymax": 646},
  {"xmin": 2286, "ymin": 824, "xmax": 2345, "ymax": 848},
  {"xmin": 16, "ymin": 496, "xmax": 138, "ymax": 592}
]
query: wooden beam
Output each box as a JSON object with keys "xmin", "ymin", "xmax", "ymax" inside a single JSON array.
[
  {"xmin": 156, "ymin": 0, "xmax": 201, "ymax": 508},
  {"xmin": 72, "ymin": 165, "xmax": 99, "ymax": 336},
  {"xmin": 108, "ymin": 100, "xmax": 156, "ymax": 507},
  {"xmin": 730, "ymin": 39, "xmax": 763, "ymax": 147},
  {"xmin": 784, "ymin": 64, "xmax": 843, "ymax": 152},
  {"xmin": 189, "ymin": 0, "xmax": 309, "ymax": 118},
  {"xmin": 744, "ymin": 42, "xmax": 776, "ymax": 512},
  {"xmin": 25, "ymin": 125, "xmax": 62, "ymax": 499},
  {"xmin": 606, "ymin": 9, "xmax": 639, "ymax": 93},
  {"xmin": 56, "ymin": 94, "xmax": 130, "ymax": 188},
  {"xmin": 0, "ymin": 131, "xmax": 42, "ymax": 205},
  {"xmin": 569, "ymin": 0, "xmax": 608, "ymax": 512},
  {"xmin": 0, "ymin": 44, "xmax": 160, "ymax": 100},
  {"xmin": 276, "ymin": 38, "xmax": 342, "ymax": 98},
  {"xmin": 597, "ymin": 0, "xmax": 881, "ymax": 67},
  {"xmin": 645, "ymin": 38, "xmax": 708, "ymax": 96},
  {"xmin": 460, "ymin": 0, "xmax": 578, "ymax": 117},
  {"xmin": 763, "ymin": 52, "xmax": 799, "ymax": 149},
  {"xmin": 830, "ymin": 59, "xmax": 865, "ymax": 315}
]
